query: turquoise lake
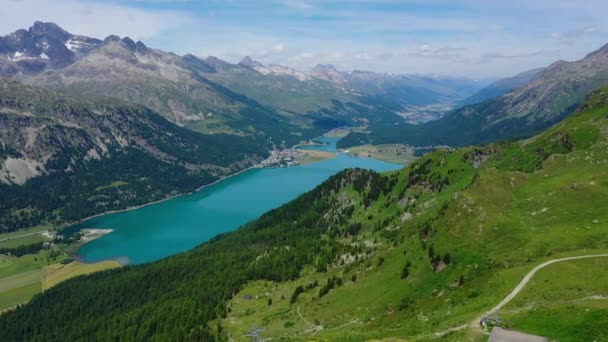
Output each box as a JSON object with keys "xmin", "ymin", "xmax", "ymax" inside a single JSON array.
[{"xmin": 69, "ymin": 137, "xmax": 403, "ymax": 264}]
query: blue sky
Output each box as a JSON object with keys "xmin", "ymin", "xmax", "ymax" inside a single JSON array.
[{"xmin": 1, "ymin": 0, "xmax": 607, "ymax": 77}]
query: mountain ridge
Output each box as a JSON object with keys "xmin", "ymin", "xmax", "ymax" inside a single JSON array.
[
  {"xmin": 338, "ymin": 41, "xmax": 608, "ymax": 149},
  {"xmin": 0, "ymin": 78, "xmax": 268, "ymax": 232}
]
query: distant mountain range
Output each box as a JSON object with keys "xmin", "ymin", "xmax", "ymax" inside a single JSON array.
[
  {"xmin": 339, "ymin": 42, "xmax": 608, "ymax": 148},
  {"xmin": 457, "ymin": 67, "xmax": 544, "ymax": 106},
  {"xmin": 209, "ymin": 57, "xmax": 484, "ymax": 114},
  {"xmin": 1, "ymin": 22, "xmax": 488, "ymax": 133}
]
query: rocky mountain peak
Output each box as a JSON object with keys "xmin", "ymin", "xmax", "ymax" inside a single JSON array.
[
  {"xmin": 310, "ymin": 64, "xmax": 347, "ymax": 83},
  {"xmin": 29, "ymin": 21, "xmax": 70, "ymax": 41},
  {"xmin": 584, "ymin": 42, "xmax": 608, "ymax": 59},
  {"xmin": 239, "ymin": 56, "xmax": 264, "ymax": 69},
  {"xmin": 135, "ymin": 41, "xmax": 148, "ymax": 54},
  {"xmin": 0, "ymin": 21, "xmax": 79, "ymax": 75},
  {"xmin": 312, "ymin": 64, "xmax": 338, "ymax": 72},
  {"xmin": 103, "ymin": 35, "xmax": 121, "ymax": 43},
  {"xmin": 204, "ymin": 56, "xmax": 238, "ymax": 72},
  {"xmin": 182, "ymin": 54, "xmax": 216, "ymax": 73},
  {"xmin": 121, "ymin": 37, "xmax": 137, "ymax": 51}
]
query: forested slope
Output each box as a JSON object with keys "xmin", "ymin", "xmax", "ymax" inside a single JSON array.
[{"xmin": 0, "ymin": 79, "xmax": 271, "ymax": 233}]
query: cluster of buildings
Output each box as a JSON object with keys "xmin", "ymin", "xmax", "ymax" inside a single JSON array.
[{"xmin": 259, "ymin": 149, "xmax": 303, "ymax": 168}]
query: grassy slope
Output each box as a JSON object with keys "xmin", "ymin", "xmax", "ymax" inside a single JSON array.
[
  {"xmin": 42, "ymin": 261, "xmax": 120, "ymax": 290},
  {"xmin": 1, "ymin": 88, "xmax": 607, "ymax": 341},
  {"xmin": 219, "ymin": 89, "xmax": 608, "ymax": 341},
  {"xmin": 499, "ymin": 257, "xmax": 608, "ymax": 342}
]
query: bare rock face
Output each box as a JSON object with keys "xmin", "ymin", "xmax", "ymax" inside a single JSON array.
[
  {"xmin": 0, "ymin": 21, "xmax": 101, "ymax": 75},
  {"xmin": 0, "ymin": 78, "xmax": 263, "ymax": 186}
]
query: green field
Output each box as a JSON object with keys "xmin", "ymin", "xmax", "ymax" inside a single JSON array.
[
  {"xmin": 0, "ymin": 231, "xmax": 120, "ymax": 310},
  {"xmin": 299, "ymin": 150, "xmax": 336, "ymax": 164},
  {"xmin": 0, "ymin": 225, "xmax": 52, "ymax": 249},
  {"xmin": 42, "ymin": 261, "xmax": 120, "ymax": 290},
  {"xmin": 0, "ymin": 269, "xmax": 42, "ymax": 311},
  {"xmin": 341, "ymin": 144, "xmax": 416, "ymax": 164}
]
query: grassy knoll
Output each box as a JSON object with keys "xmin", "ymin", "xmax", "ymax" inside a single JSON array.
[
  {"xmin": 0, "ymin": 282, "xmax": 40, "ymax": 312},
  {"xmin": 42, "ymin": 261, "xmax": 120, "ymax": 290},
  {"xmin": 341, "ymin": 144, "xmax": 416, "ymax": 164}
]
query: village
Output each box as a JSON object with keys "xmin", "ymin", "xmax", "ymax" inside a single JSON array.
[{"xmin": 259, "ymin": 148, "xmax": 304, "ymax": 168}]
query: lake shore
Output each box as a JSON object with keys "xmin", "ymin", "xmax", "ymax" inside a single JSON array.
[
  {"xmin": 299, "ymin": 150, "xmax": 337, "ymax": 164},
  {"xmin": 64, "ymin": 135, "xmax": 403, "ymax": 264},
  {"xmin": 57, "ymin": 136, "xmax": 347, "ymax": 235},
  {"xmin": 339, "ymin": 144, "xmax": 415, "ymax": 165},
  {"xmin": 57, "ymin": 163, "xmax": 264, "ymax": 235}
]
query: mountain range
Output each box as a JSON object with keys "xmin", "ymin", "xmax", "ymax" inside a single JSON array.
[
  {"xmin": 457, "ymin": 67, "xmax": 544, "ymax": 107},
  {"xmin": 2, "ymin": 22, "xmax": 488, "ymax": 133},
  {"xmin": 338, "ymin": 42, "xmax": 608, "ymax": 149}
]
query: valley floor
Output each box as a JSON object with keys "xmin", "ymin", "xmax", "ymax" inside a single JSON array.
[
  {"xmin": 0, "ymin": 228, "xmax": 120, "ymax": 311},
  {"xmin": 340, "ymin": 144, "xmax": 415, "ymax": 165}
]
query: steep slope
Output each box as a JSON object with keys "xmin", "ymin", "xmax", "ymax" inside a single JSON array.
[
  {"xmin": 339, "ymin": 42, "xmax": 608, "ymax": 149},
  {"xmin": 1, "ymin": 86, "xmax": 607, "ymax": 341},
  {"xmin": 0, "ymin": 78, "xmax": 267, "ymax": 233},
  {"xmin": 458, "ymin": 67, "xmax": 543, "ymax": 106}
]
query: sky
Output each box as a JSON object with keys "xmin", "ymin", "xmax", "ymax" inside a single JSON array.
[{"xmin": 1, "ymin": 0, "xmax": 607, "ymax": 78}]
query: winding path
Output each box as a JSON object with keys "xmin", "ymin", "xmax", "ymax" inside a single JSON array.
[{"xmin": 430, "ymin": 253, "xmax": 608, "ymax": 338}]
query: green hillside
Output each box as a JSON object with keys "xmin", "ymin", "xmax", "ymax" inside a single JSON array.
[{"xmin": 1, "ymin": 88, "xmax": 607, "ymax": 340}]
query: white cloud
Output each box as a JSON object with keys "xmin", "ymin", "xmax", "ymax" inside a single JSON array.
[
  {"xmin": 281, "ymin": 1, "xmax": 312, "ymax": 9},
  {"xmin": 271, "ymin": 42, "xmax": 285, "ymax": 53},
  {"xmin": 551, "ymin": 26, "xmax": 598, "ymax": 45}
]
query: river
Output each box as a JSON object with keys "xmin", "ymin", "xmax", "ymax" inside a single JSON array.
[{"xmin": 68, "ymin": 137, "xmax": 403, "ymax": 264}]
